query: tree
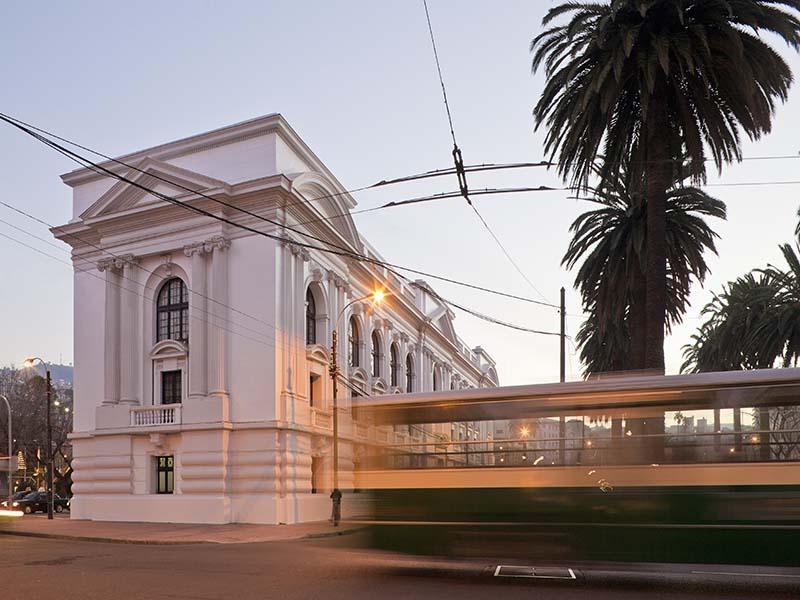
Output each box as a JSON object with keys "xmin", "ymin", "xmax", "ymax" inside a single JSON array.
[
  {"xmin": 0, "ymin": 368, "xmax": 73, "ymax": 495},
  {"xmin": 681, "ymin": 272, "xmax": 782, "ymax": 373},
  {"xmin": 533, "ymin": 0, "xmax": 800, "ymax": 370},
  {"xmin": 682, "ymin": 246, "xmax": 800, "ymax": 461},
  {"xmin": 564, "ymin": 162, "xmax": 726, "ymax": 376},
  {"xmin": 682, "ymin": 241, "xmax": 800, "ymax": 372}
]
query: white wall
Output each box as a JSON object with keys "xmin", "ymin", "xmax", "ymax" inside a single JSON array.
[{"xmin": 73, "ymin": 268, "xmax": 105, "ymax": 432}]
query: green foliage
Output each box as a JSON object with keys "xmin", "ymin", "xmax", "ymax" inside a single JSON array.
[
  {"xmin": 532, "ymin": 0, "xmax": 800, "ymax": 189},
  {"xmin": 564, "ymin": 162, "xmax": 726, "ymax": 376},
  {"xmin": 683, "ymin": 240, "xmax": 800, "ymax": 373},
  {"xmin": 534, "ymin": 0, "xmax": 800, "ymax": 370}
]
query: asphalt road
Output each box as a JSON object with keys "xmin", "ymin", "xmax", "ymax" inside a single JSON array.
[{"xmin": 2, "ymin": 532, "xmax": 800, "ymax": 600}]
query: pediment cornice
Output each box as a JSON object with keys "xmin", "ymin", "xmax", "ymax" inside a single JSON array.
[{"xmin": 80, "ymin": 158, "xmax": 230, "ymax": 221}]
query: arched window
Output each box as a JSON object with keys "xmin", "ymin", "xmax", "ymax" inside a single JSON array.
[
  {"xmin": 390, "ymin": 344, "xmax": 399, "ymax": 387},
  {"xmin": 371, "ymin": 331, "xmax": 381, "ymax": 378},
  {"xmin": 348, "ymin": 317, "xmax": 360, "ymax": 368},
  {"xmin": 305, "ymin": 288, "xmax": 316, "ymax": 346},
  {"xmin": 405, "ymin": 354, "xmax": 414, "ymax": 393},
  {"xmin": 157, "ymin": 278, "xmax": 188, "ymax": 343}
]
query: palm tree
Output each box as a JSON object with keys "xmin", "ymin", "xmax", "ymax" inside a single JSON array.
[
  {"xmin": 533, "ymin": 0, "xmax": 800, "ymax": 370},
  {"xmin": 564, "ymin": 163, "xmax": 726, "ymax": 376},
  {"xmin": 683, "ymin": 242, "xmax": 800, "ymax": 372},
  {"xmin": 681, "ymin": 272, "xmax": 782, "ymax": 373},
  {"xmin": 681, "ymin": 259, "xmax": 800, "ymax": 461}
]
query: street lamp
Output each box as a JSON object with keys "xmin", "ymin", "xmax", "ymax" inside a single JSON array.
[
  {"xmin": 23, "ymin": 357, "xmax": 54, "ymax": 520},
  {"xmin": 1, "ymin": 394, "xmax": 11, "ymax": 507},
  {"xmin": 328, "ymin": 289, "xmax": 386, "ymax": 526},
  {"xmin": 519, "ymin": 425, "xmax": 530, "ymax": 465}
]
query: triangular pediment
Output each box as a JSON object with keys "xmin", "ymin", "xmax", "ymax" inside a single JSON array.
[
  {"xmin": 289, "ymin": 171, "xmax": 361, "ymax": 250},
  {"xmin": 425, "ymin": 301, "xmax": 457, "ymax": 344},
  {"xmin": 434, "ymin": 311, "xmax": 458, "ymax": 344},
  {"xmin": 80, "ymin": 158, "xmax": 230, "ymax": 220}
]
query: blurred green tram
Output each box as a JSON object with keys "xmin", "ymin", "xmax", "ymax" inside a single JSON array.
[{"xmin": 352, "ymin": 369, "xmax": 800, "ymax": 566}]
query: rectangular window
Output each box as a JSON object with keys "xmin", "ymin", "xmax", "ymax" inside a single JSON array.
[
  {"xmin": 156, "ymin": 455, "xmax": 174, "ymax": 494},
  {"xmin": 161, "ymin": 370, "xmax": 182, "ymax": 405},
  {"xmin": 309, "ymin": 374, "xmax": 322, "ymax": 408}
]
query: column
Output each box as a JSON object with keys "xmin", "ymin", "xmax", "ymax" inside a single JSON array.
[
  {"xmin": 119, "ymin": 254, "xmax": 139, "ymax": 405},
  {"xmin": 208, "ymin": 237, "xmax": 231, "ymax": 400},
  {"xmin": 98, "ymin": 259, "xmax": 120, "ymax": 405},
  {"xmin": 184, "ymin": 243, "xmax": 208, "ymax": 400},
  {"xmin": 291, "ymin": 245, "xmax": 310, "ymax": 398},
  {"xmin": 280, "ymin": 242, "xmax": 293, "ymax": 398}
]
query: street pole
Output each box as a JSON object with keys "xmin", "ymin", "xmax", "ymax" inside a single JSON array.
[
  {"xmin": 1, "ymin": 394, "xmax": 11, "ymax": 506},
  {"xmin": 326, "ymin": 291, "xmax": 385, "ymax": 527},
  {"xmin": 329, "ymin": 329, "xmax": 341, "ymax": 526},
  {"xmin": 560, "ymin": 287, "xmax": 566, "ymax": 383},
  {"xmin": 46, "ymin": 369, "xmax": 53, "ymax": 520},
  {"xmin": 559, "ymin": 287, "xmax": 566, "ymax": 465}
]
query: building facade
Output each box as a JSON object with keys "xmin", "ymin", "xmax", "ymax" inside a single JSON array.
[{"xmin": 55, "ymin": 115, "xmax": 498, "ymax": 524}]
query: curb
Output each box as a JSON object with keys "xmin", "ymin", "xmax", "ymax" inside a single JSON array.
[{"xmin": 0, "ymin": 524, "xmax": 365, "ymax": 546}]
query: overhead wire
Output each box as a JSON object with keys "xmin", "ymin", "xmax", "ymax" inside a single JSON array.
[
  {"xmin": 0, "ymin": 112, "xmax": 561, "ymax": 313},
  {"xmin": 0, "ymin": 111, "xmax": 557, "ymax": 231},
  {"xmin": 0, "ymin": 221, "xmax": 276, "ymax": 346},
  {"xmin": 420, "ymin": 0, "xmax": 551, "ymax": 304},
  {"xmin": 0, "ymin": 198, "xmax": 277, "ymax": 334},
  {"xmin": 0, "ymin": 115, "xmax": 561, "ymax": 336}
]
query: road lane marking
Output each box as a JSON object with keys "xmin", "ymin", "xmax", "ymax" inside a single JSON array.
[{"xmin": 692, "ymin": 571, "xmax": 800, "ymax": 579}]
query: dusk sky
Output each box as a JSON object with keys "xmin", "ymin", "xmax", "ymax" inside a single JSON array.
[{"xmin": 1, "ymin": 1, "xmax": 799, "ymax": 384}]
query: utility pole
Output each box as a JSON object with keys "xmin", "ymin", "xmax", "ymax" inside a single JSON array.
[
  {"xmin": 46, "ymin": 369, "xmax": 53, "ymax": 520},
  {"xmin": 560, "ymin": 287, "xmax": 566, "ymax": 383},
  {"xmin": 559, "ymin": 287, "xmax": 566, "ymax": 465}
]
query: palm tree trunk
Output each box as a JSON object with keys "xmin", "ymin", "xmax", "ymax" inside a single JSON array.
[
  {"xmin": 644, "ymin": 80, "xmax": 670, "ymax": 373},
  {"xmin": 629, "ymin": 260, "xmax": 647, "ymax": 370}
]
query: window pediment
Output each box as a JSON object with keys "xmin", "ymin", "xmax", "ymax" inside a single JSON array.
[{"xmin": 150, "ymin": 339, "xmax": 188, "ymax": 359}]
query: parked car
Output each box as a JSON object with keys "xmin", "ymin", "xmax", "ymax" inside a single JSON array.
[
  {"xmin": 9, "ymin": 491, "xmax": 70, "ymax": 514},
  {"xmin": 1, "ymin": 490, "xmax": 31, "ymax": 507}
]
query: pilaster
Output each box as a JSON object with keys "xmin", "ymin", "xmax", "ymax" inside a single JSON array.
[
  {"xmin": 118, "ymin": 254, "xmax": 140, "ymax": 405},
  {"xmin": 207, "ymin": 236, "xmax": 231, "ymax": 400},
  {"xmin": 97, "ymin": 258, "xmax": 121, "ymax": 405}
]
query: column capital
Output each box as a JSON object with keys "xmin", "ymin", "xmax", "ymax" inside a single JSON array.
[
  {"xmin": 287, "ymin": 242, "xmax": 310, "ymax": 261},
  {"xmin": 96, "ymin": 257, "xmax": 117, "ymax": 272},
  {"xmin": 205, "ymin": 236, "xmax": 231, "ymax": 253},
  {"xmin": 183, "ymin": 241, "xmax": 208, "ymax": 257},
  {"xmin": 113, "ymin": 254, "xmax": 138, "ymax": 271}
]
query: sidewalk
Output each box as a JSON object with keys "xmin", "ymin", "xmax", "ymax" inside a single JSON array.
[{"xmin": 0, "ymin": 514, "xmax": 361, "ymax": 545}]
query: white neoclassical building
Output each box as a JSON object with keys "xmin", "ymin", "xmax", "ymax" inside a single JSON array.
[{"xmin": 54, "ymin": 114, "xmax": 498, "ymax": 524}]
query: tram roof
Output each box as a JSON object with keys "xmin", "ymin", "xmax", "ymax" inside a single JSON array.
[{"xmin": 355, "ymin": 368, "xmax": 800, "ymax": 425}]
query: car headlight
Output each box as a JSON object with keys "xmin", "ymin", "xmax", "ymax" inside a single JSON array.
[{"xmin": 12, "ymin": 502, "xmax": 19, "ymax": 507}]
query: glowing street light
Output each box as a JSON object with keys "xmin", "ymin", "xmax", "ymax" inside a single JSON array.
[{"xmin": 329, "ymin": 289, "xmax": 387, "ymax": 526}]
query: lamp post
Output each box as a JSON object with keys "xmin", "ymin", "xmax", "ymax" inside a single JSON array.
[
  {"xmin": 24, "ymin": 357, "xmax": 53, "ymax": 520},
  {"xmin": 1, "ymin": 394, "xmax": 11, "ymax": 507},
  {"xmin": 328, "ymin": 289, "xmax": 385, "ymax": 526}
]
